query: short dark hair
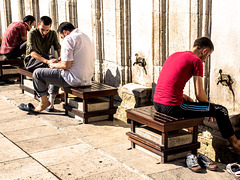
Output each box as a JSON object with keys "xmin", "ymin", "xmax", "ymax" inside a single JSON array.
[
  {"xmin": 40, "ymin": 16, "xmax": 52, "ymax": 26},
  {"xmin": 23, "ymin": 15, "xmax": 35, "ymax": 24},
  {"xmin": 193, "ymin": 37, "xmax": 214, "ymax": 51},
  {"xmin": 57, "ymin": 22, "xmax": 75, "ymax": 34}
]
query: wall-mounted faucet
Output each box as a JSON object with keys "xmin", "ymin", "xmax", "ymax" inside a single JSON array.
[
  {"xmin": 133, "ymin": 53, "xmax": 147, "ymax": 75},
  {"xmin": 217, "ymin": 69, "xmax": 235, "ymax": 110}
]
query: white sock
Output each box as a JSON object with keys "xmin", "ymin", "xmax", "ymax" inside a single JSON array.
[{"xmin": 49, "ymin": 97, "xmax": 55, "ymax": 109}]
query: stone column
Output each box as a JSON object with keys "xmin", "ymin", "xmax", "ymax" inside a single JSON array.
[
  {"xmin": 49, "ymin": 0, "xmax": 58, "ymax": 31},
  {"xmin": 3, "ymin": 0, "xmax": 12, "ymax": 27},
  {"xmin": 152, "ymin": 0, "xmax": 167, "ymax": 83},
  {"xmin": 203, "ymin": 0, "xmax": 212, "ymax": 98},
  {"xmin": 18, "ymin": 0, "xmax": 25, "ymax": 20},
  {"xmin": 25, "ymin": 0, "xmax": 40, "ymax": 24},
  {"xmin": 115, "ymin": 0, "xmax": 131, "ymax": 85},
  {"xmin": 65, "ymin": 0, "xmax": 78, "ymax": 27}
]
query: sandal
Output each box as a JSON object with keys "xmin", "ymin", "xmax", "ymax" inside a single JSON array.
[
  {"xmin": 197, "ymin": 154, "xmax": 218, "ymax": 171},
  {"xmin": 226, "ymin": 163, "xmax": 240, "ymax": 177},
  {"xmin": 18, "ymin": 103, "xmax": 39, "ymax": 115}
]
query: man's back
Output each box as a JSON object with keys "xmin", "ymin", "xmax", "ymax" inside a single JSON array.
[
  {"xmin": 154, "ymin": 51, "xmax": 203, "ymax": 106},
  {"xmin": 0, "ymin": 21, "xmax": 27, "ymax": 54},
  {"xmin": 61, "ymin": 29, "xmax": 95, "ymax": 87}
]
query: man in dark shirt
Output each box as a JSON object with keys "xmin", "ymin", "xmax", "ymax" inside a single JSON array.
[
  {"xmin": 25, "ymin": 16, "xmax": 61, "ymax": 72},
  {"xmin": 0, "ymin": 15, "xmax": 35, "ymax": 59},
  {"xmin": 25, "ymin": 16, "xmax": 61, "ymax": 111}
]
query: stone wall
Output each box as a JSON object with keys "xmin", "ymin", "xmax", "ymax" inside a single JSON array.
[{"xmin": 1, "ymin": 0, "xmax": 240, "ymax": 119}]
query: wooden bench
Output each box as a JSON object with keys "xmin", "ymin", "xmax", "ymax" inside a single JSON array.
[
  {"xmin": 126, "ymin": 106, "xmax": 204, "ymax": 163},
  {"xmin": 17, "ymin": 67, "xmax": 118, "ymax": 123},
  {"xmin": 64, "ymin": 82, "xmax": 118, "ymax": 124},
  {"xmin": 0, "ymin": 56, "xmax": 24, "ymax": 78},
  {"xmin": 17, "ymin": 67, "xmax": 34, "ymax": 95}
]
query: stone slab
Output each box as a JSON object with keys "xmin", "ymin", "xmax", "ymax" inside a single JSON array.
[
  {"xmin": 79, "ymin": 168, "xmax": 143, "ymax": 180},
  {"xmin": 4, "ymin": 125, "xmax": 60, "ymax": 142},
  {"xmin": 47, "ymin": 150, "xmax": 122, "ymax": 179},
  {"xmin": 16, "ymin": 133, "xmax": 81, "ymax": 154},
  {"xmin": 32, "ymin": 144, "xmax": 91, "ymax": 166},
  {"xmin": 0, "ymin": 137, "xmax": 29, "ymax": 163},
  {"xmin": 17, "ymin": 172, "xmax": 58, "ymax": 180},
  {"xmin": 136, "ymin": 126, "xmax": 193, "ymax": 148},
  {"xmin": 0, "ymin": 118, "xmax": 45, "ymax": 133},
  {"xmin": 0, "ymin": 157, "xmax": 48, "ymax": 180}
]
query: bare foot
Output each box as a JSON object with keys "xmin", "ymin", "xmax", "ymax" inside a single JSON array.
[{"xmin": 34, "ymin": 101, "xmax": 51, "ymax": 112}]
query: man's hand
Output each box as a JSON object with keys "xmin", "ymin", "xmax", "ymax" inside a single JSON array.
[
  {"xmin": 49, "ymin": 63, "xmax": 56, "ymax": 69},
  {"xmin": 183, "ymin": 94, "xmax": 194, "ymax": 102},
  {"xmin": 47, "ymin": 59, "xmax": 59, "ymax": 66}
]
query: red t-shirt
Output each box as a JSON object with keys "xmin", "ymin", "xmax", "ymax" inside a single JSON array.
[
  {"xmin": 154, "ymin": 51, "xmax": 203, "ymax": 106},
  {"xmin": 0, "ymin": 21, "xmax": 27, "ymax": 54}
]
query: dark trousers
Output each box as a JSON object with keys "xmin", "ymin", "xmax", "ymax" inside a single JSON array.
[
  {"xmin": 24, "ymin": 54, "xmax": 54, "ymax": 72},
  {"xmin": 4, "ymin": 42, "xmax": 26, "ymax": 59},
  {"xmin": 154, "ymin": 100, "xmax": 235, "ymax": 139}
]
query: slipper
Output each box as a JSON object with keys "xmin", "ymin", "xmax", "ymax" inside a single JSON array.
[
  {"xmin": 18, "ymin": 103, "xmax": 39, "ymax": 115},
  {"xmin": 226, "ymin": 163, "xmax": 240, "ymax": 177}
]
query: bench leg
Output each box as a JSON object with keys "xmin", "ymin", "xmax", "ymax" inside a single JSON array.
[
  {"xmin": 0, "ymin": 65, "xmax": 3, "ymax": 77},
  {"xmin": 20, "ymin": 74, "xmax": 24, "ymax": 93},
  {"xmin": 109, "ymin": 95, "xmax": 114, "ymax": 121},
  {"xmin": 83, "ymin": 99, "xmax": 88, "ymax": 124},
  {"xmin": 162, "ymin": 132, "xmax": 168, "ymax": 162},
  {"xmin": 191, "ymin": 126, "xmax": 198, "ymax": 155},
  {"xmin": 64, "ymin": 92, "xmax": 68, "ymax": 115},
  {"xmin": 130, "ymin": 120, "xmax": 136, "ymax": 148}
]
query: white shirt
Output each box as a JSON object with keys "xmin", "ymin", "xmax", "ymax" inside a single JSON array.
[{"xmin": 61, "ymin": 29, "xmax": 95, "ymax": 86}]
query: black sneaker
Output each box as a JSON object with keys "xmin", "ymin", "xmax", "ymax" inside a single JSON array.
[
  {"xmin": 186, "ymin": 153, "xmax": 202, "ymax": 172},
  {"xmin": 197, "ymin": 154, "xmax": 218, "ymax": 171}
]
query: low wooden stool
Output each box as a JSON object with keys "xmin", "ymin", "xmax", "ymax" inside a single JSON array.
[
  {"xmin": 64, "ymin": 82, "xmax": 118, "ymax": 124},
  {"xmin": 0, "ymin": 56, "xmax": 24, "ymax": 78},
  {"xmin": 126, "ymin": 106, "xmax": 204, "ymax": 163}
]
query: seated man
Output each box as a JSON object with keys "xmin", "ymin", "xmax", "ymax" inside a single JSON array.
[
  {"xmin": 0, "ymin": 15, "xmax": 35, "ymax": 59},
  {"xmin": 25, "ymin": 16, "xmax": 61, "ymax": 111},
  {"xmin": 19, "ymin": 22, "xmax": 95, "ymax": 113},
  {"xmin": 154, "ymin": 37, "xmax": 240, "ymax": 171}
]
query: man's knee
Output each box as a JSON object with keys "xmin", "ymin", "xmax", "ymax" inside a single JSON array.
[
  {"xmin": 33, "ymin": 68, "xmax": 43, "ymax": 79},
  {"xmin": 214, "ymin": 104, "xmax": 228, "ymax": 116}
]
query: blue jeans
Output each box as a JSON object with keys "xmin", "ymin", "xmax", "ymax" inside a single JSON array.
[{"xmin": 33, "ymin": 68, "xmax": 70, "ymax": 97}]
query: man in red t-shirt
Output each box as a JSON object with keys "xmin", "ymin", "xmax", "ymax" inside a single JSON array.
[
  {"xmin": 154, "ymin": 37, "xmax": 240, "ymax": 170},
  {"xmin": 0, "ymin": 15, "xmax": 35, "ymax": 59}
]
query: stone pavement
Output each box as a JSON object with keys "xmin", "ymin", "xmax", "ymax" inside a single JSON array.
[{"xmin": 0, "ymin": 83, "xmax": 237, "ymax": 180}]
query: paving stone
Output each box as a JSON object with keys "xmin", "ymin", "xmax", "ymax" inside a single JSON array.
[
  {"xmin": 0, "ymin": 137, "xmax": 28, "ymax": 163},
  {"xmin": 16, "ymin": 133, "xmax": 81, "ymax": 154},
  {"xmin": 15, "ymin": 172, "xmax": 58, "ymax": 180},
  {"xmin": 124, "ymin": 153, "xmax": 183, "ymax": 175},
  {"xmin": 47, "ymin": 150, "xmax": 123, "ymax": 180},
  {"xmin": 0, "ymin": 118, "xmax": 45, "ymax": 133},
  {"xmin": 148, "ymin": 165, "xmax": 234, "ymax": 180},
  {"xmin": 80, "ymin": 168, "xmax": 144, "ymax": 180},
  {"xmin": 32, "ymin": 144, "xmax": 91, "ymax": 166},
  {"xmin": 4, "ymin": 125, "xmax": 60, "ymax": 142},
  {"xmin": 0, "ymin": 157, "xmax": 48, "ymax": 180}
]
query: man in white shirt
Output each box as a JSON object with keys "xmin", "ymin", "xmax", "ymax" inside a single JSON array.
[{"xmin": 19, "ymin": 22, "xmax": 95, "ymax": 113}]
